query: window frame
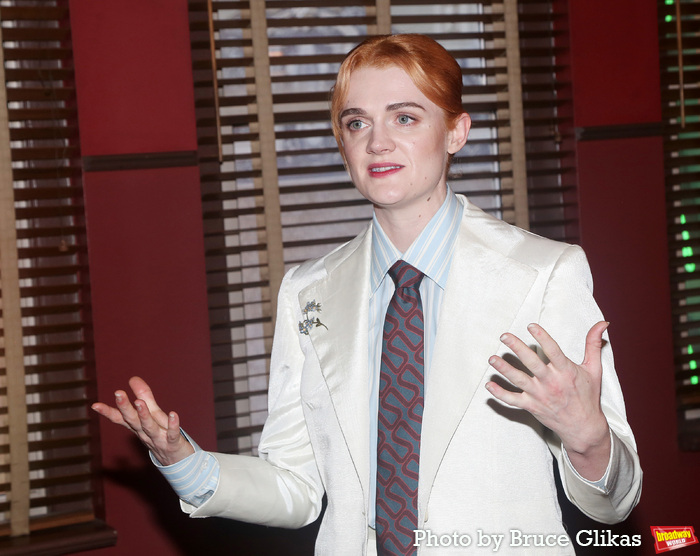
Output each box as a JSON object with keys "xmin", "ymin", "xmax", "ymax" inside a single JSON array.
[
  {"xmin": 189, "ymin": 0, "xmax": 577, "ymax": 455},
  {"xmin": 0, "ymin": 1, "xmax": 116, "ymax": 552},
  {"xmin": 658, "ymin": 0, "xmax": 700, "ymax": 451}
]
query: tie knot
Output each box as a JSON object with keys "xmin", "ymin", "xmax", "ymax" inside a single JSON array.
[{"xmin": 388, "ymin": 260, "xmax": 424, "ymax": 290}]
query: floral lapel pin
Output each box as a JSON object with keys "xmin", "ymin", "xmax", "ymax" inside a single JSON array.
[{"xmin": 299, "ymin": 300, "xmax": 328, "ymax": 335}]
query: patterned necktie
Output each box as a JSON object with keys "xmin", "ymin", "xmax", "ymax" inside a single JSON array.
[{"xmin": 376, "ymin": 260, "xmax": 425, "ymax": 555}]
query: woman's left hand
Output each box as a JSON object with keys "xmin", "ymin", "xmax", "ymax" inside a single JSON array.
[{"xmin": 485, "ymin": 321, "xmax": 611, "ymax": 481}]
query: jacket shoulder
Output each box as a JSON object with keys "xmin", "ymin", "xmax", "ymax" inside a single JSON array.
[
  {"xmin": 283, "ymin": 223, "xmax": 371, "ymax": 290},
  {"xmin": 461, "ymin": 197, "xmax": 578, "ymax": 270}
]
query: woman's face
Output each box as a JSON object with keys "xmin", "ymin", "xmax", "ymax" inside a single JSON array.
[{"xmin": 339, "ymin": 65, "xmax": 467, "ymax": 219}]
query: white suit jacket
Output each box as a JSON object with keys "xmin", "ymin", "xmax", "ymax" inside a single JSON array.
[{"xmin": 187, "ymin": 197, "xmax": 642, "ymax": 555}]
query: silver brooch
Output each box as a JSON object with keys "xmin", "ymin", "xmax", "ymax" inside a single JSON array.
[{"xmin": 298, "ymin": 300, "xmax": 327, "ymax": 335}]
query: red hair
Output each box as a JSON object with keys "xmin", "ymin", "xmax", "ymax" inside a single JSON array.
[{"xmin": 330, "ymin": 34, "xmax": 465, "ymax": 154}]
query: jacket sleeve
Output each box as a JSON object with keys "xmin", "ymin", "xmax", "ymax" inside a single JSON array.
[
  {"xmin": 183, "ymin": 266, "xmax": 325, "ymax": 528},
  {"xmin": 538, "ymin": 244, "xmax": 642, "ymax": 523}
]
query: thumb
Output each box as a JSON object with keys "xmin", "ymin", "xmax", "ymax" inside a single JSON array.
[{"xmin": 581, "ymin": 320, "xmax": 609, "ymax": 369}]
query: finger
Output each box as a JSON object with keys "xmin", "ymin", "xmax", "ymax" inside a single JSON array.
[
  {"xmin": 166, "ymin": 411, "xmax": 182, "ymax": 445},
  {"xmin": 129, "ymin": 376, "xmax": 162, "ymax": 410},
  {"xmin": 499, "ymin": 332, "xmax": 548, "ymax": 377},
  {"xmin": 129, "ymin": 376, "xmax": 167, "ymax": 425},
  {"xmin": 91, "ymin": 402, "xmax": 127, "ymax": 427},
  {"xmin": 488, "ymin": 355, "xmax": 532, "ymax": 391},
  {"xmin": 133, "ymin": 398, "xmax": 164, "ymax": 440},
  {"xmin": 114, "ymin": 389, "xmax": 142, "ymax": 430},
  {"xmin": 485, "ymin": 380, "xmax": 530, "ymax": 410},
  {"xmin": 526, "ymin": 323, "xmax": 570, "ymax": 370},
  {"xmin": 581, "ymin": 321, "xmax": 609, "ymax": 369},
  {"xmin": 160, "ymin": 411, "xmax": 196, "ymax": 464}
]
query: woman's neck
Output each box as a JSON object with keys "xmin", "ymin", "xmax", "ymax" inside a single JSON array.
[{"xmin": 374, "ymin": 186, "xmax": 447, "ymax": 252}]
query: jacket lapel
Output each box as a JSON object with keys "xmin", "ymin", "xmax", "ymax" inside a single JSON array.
[
  {"xmin": 299, "ymin": 227, "xmax": 373, "ymax": 507},
  {"xmin": 418, "ymin": 201, "xmax": 538, "ymax": 513},
  {"xmin": 296, "ymin": 201, "xmax": 541, "ymax": 517}
]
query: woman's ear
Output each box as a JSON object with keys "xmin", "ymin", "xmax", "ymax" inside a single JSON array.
[{"xmin": 447, "ymin": 112, "xmax": 471, "ymax": 155}]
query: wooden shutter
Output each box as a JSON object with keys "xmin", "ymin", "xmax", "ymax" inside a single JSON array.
[
  {"xmin": 658, "ymin": 0, "xmax": 700, "ymax": 450},
  {"xmin": 0, "ymin": 1, "xmax": 115, "ymax": 552},
  {"xmin": 189, "ymin": 0, "xmax": 575, "ymax": 455}
]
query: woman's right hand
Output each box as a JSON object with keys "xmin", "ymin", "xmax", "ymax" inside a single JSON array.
[{"xmin": 91, "ymin": 376, "xmax": 195, "ymax": 466}]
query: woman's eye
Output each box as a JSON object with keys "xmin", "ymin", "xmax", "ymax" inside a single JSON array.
[
  {"xmin": 397, "ymin": 114, "xmax": 414, "ymax": 125},
  {"xmin": 347, "ymin": 120, "xmax": 366, "ymax": 130}
]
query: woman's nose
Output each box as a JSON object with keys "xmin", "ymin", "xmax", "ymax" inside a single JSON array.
[{"xmin": 367, "ymin": 125, "xmax": 395, "ymax": 154}]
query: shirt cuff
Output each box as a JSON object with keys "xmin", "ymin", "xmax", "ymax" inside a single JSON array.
[
  {"xmin": 561, "ymin": 428, "xmax": 614, "ymax": 494},
  {"xmin": 150, "ymin": 430, "xmax": 220, "ymax": 507}
]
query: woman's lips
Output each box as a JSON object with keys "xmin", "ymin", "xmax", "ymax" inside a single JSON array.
[{"xmin": 368, "ymin": 164, "xmax": 404, "ymax": 177}]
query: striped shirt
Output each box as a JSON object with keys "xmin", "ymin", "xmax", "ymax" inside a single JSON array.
[
  {"xmin": 368, "ymin": 186, "xmax": 463, "ymax": 527},
  {"xmin": 151, "ymin": 430, "xmax": 219, "ymax": 506}
]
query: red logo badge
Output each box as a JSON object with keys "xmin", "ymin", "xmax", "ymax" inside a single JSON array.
[{"xmin": 650, "ymin": 526, "xmax": 699, "ymax": 553}]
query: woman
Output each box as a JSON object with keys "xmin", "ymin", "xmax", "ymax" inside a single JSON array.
[{"xmin": 93, "ymin": 34, "xmax": 641, "ymax": 555}]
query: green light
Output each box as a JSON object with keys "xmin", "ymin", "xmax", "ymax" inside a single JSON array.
[
  {"xmin": 686, "ymin": 263, "xmax": 696, "ymax": 273},
  {"xmin": 691, "ymin": 360, "xmax": 698, "ymax": 370},
  {"xmin": 692, "ymin": 376, "xmax": 699, "ymax": 386},
  {"xmin": 682, "ymin": 246, "xmax": 694, "ymax": 257},
  {"xmin": 683, "ymin": 231, "xmax": 691, "ymax": 240},
  {"xmin": 689, "ymin": 345, "xmax": 695, "ymax": 355},
  {"xmin": 681, "ymin": 214, "xmax": 687, "ymax": 225},
  {"xmin": 665, "ymin": 14, "xmax": 674, "ymax": 22},
  {"xmin": 665, "ymin": 0, "xmax": 674, "ymax": 4}
]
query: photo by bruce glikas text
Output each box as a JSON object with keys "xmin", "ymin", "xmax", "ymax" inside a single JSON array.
[{"xmin": 413, "ymin": 528, "xmax": 643, "ymax": 550}]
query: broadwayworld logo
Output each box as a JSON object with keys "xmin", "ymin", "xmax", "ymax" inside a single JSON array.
[{"xmin": 650, "ymin": 526, "xmax": 699, "ymax": 553}]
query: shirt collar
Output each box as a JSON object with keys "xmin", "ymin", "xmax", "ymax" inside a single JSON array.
[{"xmin": 370, "ymin": 185, "xmax": 463, "ymax": 295}]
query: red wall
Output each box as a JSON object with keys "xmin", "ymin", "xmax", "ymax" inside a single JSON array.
[
  {"xmin": 566, "ymin": 1, "xmax": 699, "ymax": 553},
  {"xmin": 68, "ymin": 1, "xmax": 693, "ymax": 555},
  {"xmin": 70, "ymin": 1, "xmax": 219, "ymax": 554}
]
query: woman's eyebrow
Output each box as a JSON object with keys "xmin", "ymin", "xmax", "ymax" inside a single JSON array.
[
  {"xmin": 386, "ymin": 101, "xmax": 426, "ymax": 112},
  {"xmin": 339, "ymin": 107, "xmax": 366, "ymax": 120},
  {"xmin": 340, "ymin": 102, "xmax": 426, "ymax": 121}
]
